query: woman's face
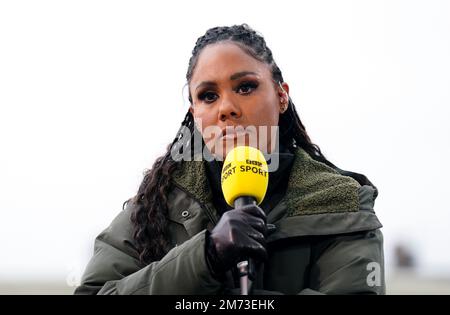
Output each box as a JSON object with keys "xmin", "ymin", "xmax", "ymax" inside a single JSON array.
[{"xmin": 189, "ymin": 42, "xmax": 289, "ymax": 160}]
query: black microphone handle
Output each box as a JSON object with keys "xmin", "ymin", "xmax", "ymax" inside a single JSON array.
[
  {"xmin": 233, "ymin": 196, "xmax": 256, "ymax": 208},
  {"xmin": 233, "ymin": 196, "xmax": 258, "ymax": 283}
]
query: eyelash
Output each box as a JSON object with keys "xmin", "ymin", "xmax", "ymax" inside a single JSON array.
[{"xmin": 197, "ymin": 81, "xmax": 259, "ymax": 104}]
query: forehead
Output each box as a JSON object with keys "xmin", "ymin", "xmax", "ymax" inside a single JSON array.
[{"xmin": 190, "ymin": 42, "xmax": 272, "ymax": 84}]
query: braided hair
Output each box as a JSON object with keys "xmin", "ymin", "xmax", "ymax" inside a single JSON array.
[{"xmin": 130, "ymin": 24, "xmax": 361, "ymax": 265}]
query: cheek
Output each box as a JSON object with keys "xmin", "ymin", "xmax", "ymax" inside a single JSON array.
[
  {"xmin": 244, "ymin": 97, "xmax": 280, "ymax": 127},
  {"xmin": 193, "ymin": 107, "xmax": 210, "ymax": 127},
  {"xmin": 192, "ymin": 108, "xmax": 218, "ymax": 139}
]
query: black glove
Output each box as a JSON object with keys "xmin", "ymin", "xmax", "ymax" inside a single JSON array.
[{"xmin": 205, "ymin": 204, "xmax": 267, "ymax": 280}]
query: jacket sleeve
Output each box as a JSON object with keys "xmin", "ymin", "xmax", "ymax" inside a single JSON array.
[
  {"xmin": 306, "ymin": 228, "xmax": 385, "ymax": 295},
  {"xmin": 74, "ymin": 208, "xmax": 223, "ymax": 295}
]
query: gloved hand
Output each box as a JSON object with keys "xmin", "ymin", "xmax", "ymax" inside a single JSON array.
[{"xmin": 205, "ymin": 204, "xmax": 267, "ymax": 280}]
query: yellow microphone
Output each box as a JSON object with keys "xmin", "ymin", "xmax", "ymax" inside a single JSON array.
[
  {"xmin": 221, "ymin": 146, "xmax": 269, "ymax": 208},
  {"xmin": 221, "ymin": 146, "xmax": 269, "ymax": 295}
]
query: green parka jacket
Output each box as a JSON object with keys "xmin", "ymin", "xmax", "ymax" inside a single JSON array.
[{"xmin": 75, "ymin": 147, "xmax": 384, "ymax": 295}]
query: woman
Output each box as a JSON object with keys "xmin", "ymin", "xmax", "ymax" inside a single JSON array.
[{"xmin": 75, "ymin": 24, "xmax": 384, "ymax": 295}]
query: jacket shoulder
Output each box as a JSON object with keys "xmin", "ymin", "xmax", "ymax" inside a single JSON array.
[
  {"xmin": 284, "ymin": 149, "xmax": 363, "ymax": 216},
  {"xmin": 95, "ymin": 200, "xmax": 140, "ymax": 260}
]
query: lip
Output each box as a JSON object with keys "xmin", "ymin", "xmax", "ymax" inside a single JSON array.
[
  {"xmin": 220, "ymin": 127, "xmax": 247, "ymax": 139},
  {"xmin": 221, "ymin": 133, "xmax": 244, "ymax": 140}
]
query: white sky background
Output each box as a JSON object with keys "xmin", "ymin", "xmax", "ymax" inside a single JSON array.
[{"xmin": 0, "ymin": 0, "xmax": 449, "ymax": 284}]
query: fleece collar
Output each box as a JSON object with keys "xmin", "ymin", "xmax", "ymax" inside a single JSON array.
[{"xmin": 172, "ymin": 147, "xmax": 361, "ymax": 217}]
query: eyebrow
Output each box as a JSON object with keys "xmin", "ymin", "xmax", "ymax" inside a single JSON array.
[{"xmin": 195, "ymin": 71, "xmax": 258, "ymax": 92}]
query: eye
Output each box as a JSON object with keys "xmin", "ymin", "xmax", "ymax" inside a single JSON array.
[
  {"xmin": 236, "ymin": 81, "xmax": 259, "ymax": 95},
  {"xmin": 198, "ymin": 91, "xmax": 218, "ymax": 104}
]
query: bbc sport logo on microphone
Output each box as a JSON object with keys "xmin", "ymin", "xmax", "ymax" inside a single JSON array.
[{"xmin": 221, "ymin": 146, "xmax": 269, "ymax": 207}]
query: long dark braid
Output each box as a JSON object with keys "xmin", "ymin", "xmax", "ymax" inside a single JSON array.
[
  {"xmin": 130, "ymin": 112, "xmax": 194, "ymax": 264},
  {"xmin": 131, "ymin": 23, "xmax": 374, "ymax": 265}
]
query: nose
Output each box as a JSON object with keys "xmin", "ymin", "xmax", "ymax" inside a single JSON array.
[{"xmin": 218, "ymin": 94, "xmax": 241, "ymax": 122}]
